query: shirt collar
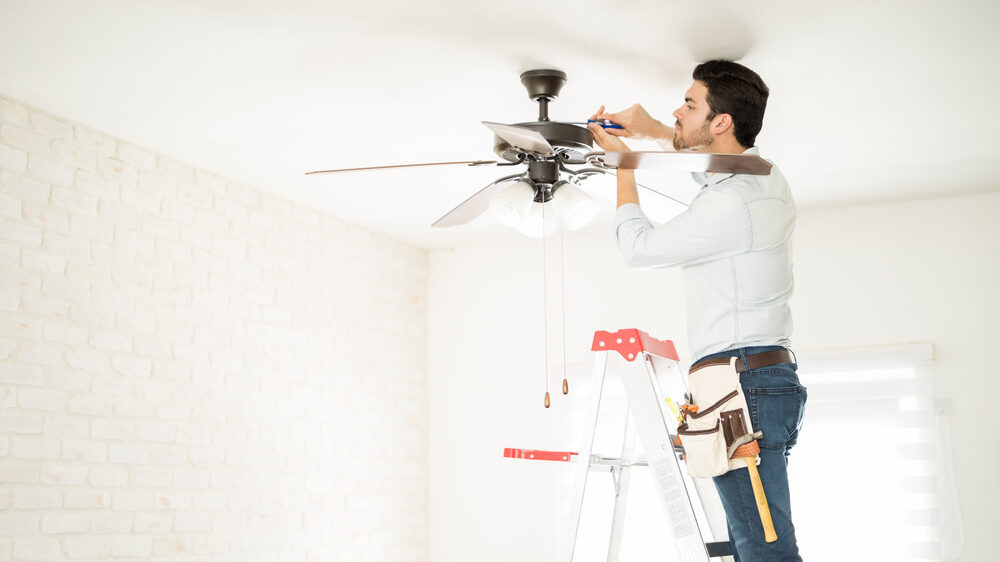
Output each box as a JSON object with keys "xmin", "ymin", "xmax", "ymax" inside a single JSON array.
[{"xmin": 691, "ymin": 146, "xmax": 760, "ymax": 187}]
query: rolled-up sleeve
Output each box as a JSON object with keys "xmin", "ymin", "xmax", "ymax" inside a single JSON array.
[{"xmin": 614, "ymin": 188, "xmax": 749, "ymax": 269}]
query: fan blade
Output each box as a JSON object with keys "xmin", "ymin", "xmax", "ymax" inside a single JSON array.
[
  {"xmin": 482, "ymin": 121, "xmax": 555, "ymax": 156},
  {"xmin": 431, "ymin": 174, "xmax": 525, "ymax": 228},
  {"xmin": 599, "ymin": 151, "xmax": 772, "ymax": 176},
  {"xmin": 306, "ymin": 160, "xmax": 496, "ymax": 175}
]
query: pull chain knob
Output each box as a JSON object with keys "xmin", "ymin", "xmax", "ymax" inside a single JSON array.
[
  {"xmin": 544, "ymin": 391, "xmax": 551, "ymax": 409},
  {"xmin": 562, "ymin": 378, "xmax": 569, "ymax": 395}
]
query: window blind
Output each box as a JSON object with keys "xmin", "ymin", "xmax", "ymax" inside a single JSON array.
[{"xmin": 790, "ymin": 343, "xmax": 956, "ymax": 561}]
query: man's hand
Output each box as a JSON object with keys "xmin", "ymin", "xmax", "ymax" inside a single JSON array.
[
  {"xmin": 588, "ymin": 107, "xmax": 640, "ymax": 208},
  {"xmin": 591, "ymin": 104, "xmax": 672, "ymax": 141},
  {"xmin": 588, "ymin": 111, "xmax": 630, "ymax": 153}
]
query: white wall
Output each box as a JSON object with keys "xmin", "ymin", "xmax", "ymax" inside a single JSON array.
[
  {"xmin": 0, "ymin": 96, "xmax": 429, "ymax": 561},
  {"xmin": 428, "ymin": 192, "xmax": 1000, "ymax": 561}
]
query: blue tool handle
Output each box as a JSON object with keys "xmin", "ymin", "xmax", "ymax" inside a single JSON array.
[{"xmin": 587, "ymin": 119, "xmax": 624, "ymax": 129}]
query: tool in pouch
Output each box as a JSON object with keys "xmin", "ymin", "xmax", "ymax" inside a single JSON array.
[{"xmin": 677, "ymin": 356, "xmax": 778, "ymax": 543}]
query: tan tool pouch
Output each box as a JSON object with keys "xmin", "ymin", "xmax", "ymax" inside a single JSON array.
[
  {"xmin": 677, "ymin": 418, "xmax": 729, "ymax": 477},
  {"xmin": 680, "ymin": 358, "xmax": 758, "ymax": 477}
]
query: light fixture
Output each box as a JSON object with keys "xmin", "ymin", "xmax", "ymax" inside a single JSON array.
[
  {"xmin": 489, "ymin": 180, "xmax": 535, "ymax": 227},
  {"xmin": 490, "ymin": 177, "xmax": 599, "ymax": 237},
  {"xmin": 550, "ymin": 180, "xmax": 599, "ymax": 230},
  {"xmin": 517, "ymin": 199, "xmax": 559, "ymax": 238}
]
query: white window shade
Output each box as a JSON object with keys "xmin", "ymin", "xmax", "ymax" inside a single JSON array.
[{"xmin": 790, "ymin": 342, "xmax": 961, "ymax": 561}]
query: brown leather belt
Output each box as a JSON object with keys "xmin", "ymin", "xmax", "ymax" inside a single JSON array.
[{"xmin": 689, "ymin": 349, "xmax": 794, "ymax": 375}]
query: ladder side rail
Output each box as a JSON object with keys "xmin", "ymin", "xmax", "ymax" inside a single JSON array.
[
  {"xmin": 564, "ymin": 351, "xmax": 611, "ymax": 562},
  {"xmin": 606, "ymin": 407, "xmax": 637, "ymax": 562},
  {"xmin": 689, "ymin": 476, "xmax": 732, "ymax": 558},
  {"xmin": 619, "ymin": 352, "xmax": 710, "ymax": 562},
  {"xmin": 648, "ymin": 354, "xmax": 732, "ymax": 553}
]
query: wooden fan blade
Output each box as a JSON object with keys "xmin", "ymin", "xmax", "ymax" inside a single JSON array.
[
  {"xmin": 482, "ymin": 121, "xmax": 555, "ymax": 156},
  {"xmin": 306, "ymin": 160, "xmax": 497, "ymax": 175},
  {"xmin": 431, "ymin": 174, "xmax": 525, "ymax": 228},
  {"xmin": 600, "ymin": 151, "xmax": 772, "ymax": 176}
]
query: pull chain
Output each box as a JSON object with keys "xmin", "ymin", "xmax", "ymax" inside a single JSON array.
[
  {"xmin": 542, "ymin": 202, "xmax": 550, "ymax": 409},
  {"xmin": 559, "ymin": 215, "xmax": 569, "ymax": 395}
]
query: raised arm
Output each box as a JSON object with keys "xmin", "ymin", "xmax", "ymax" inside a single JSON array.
[
  {"xmin": 587, "ymin": 117, "xmax": 639, "ymax": 208},
  {"xmin": 593, "ymin": 103, "xmax": 675, "ymax": 151}
]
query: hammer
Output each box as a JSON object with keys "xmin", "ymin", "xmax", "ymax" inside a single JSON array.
[{"xmin": 721, "ymin": 410, "xmax": 777, "ymax": 543}]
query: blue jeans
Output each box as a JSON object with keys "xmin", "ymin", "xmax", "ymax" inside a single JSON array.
[{"xmin": 696, "ymin": 346, "xmax": 807, "ymax": 562}]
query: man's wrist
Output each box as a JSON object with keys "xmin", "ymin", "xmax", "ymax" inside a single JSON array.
[
  {"xmin": 616, "ymin": 170, "xmax": 639, "ymax": 207},
  {"xmin": 635, "ymin": 120, "xmax": 671, "ymax": 142}
]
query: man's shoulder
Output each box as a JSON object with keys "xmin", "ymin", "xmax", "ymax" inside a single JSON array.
[{"xmin": 718, "ymin": 161, "xmax": 791, "ymax": 202}]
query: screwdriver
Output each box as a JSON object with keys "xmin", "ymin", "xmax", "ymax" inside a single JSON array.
[{"xmin": 566, "ymin": 119, "xmax": 624, "ymax": 129}]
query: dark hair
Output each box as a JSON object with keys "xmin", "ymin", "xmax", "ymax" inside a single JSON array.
[{"xmin": 692, "ymin": 60, "xmax": 769, "ymax": 148}]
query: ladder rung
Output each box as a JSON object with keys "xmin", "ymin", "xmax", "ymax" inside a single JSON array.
[{"xmin": 588, "ymin": 454, "xmax": 648, "ymax": 470}]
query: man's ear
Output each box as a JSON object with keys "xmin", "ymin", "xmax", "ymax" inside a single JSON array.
[{"xmin": 712, "ymin": 113, "xmax": 734, "ymax": 136}]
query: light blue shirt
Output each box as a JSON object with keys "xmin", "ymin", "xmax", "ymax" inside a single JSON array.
[{"xmin": 614, "ymin": 147, "xmax": 796, "ymax": 360}]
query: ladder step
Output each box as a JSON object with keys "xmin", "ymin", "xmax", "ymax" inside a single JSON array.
[{"xmin": 706, "ymin": 541, "xmax": 733, "ymax": 557}]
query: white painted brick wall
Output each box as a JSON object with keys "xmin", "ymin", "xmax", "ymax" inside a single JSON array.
[{"xmin": 0, "ymin": 95, "xmax": 428, "ymax": 561}]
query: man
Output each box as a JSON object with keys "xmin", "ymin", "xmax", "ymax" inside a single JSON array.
[{"xmin": 589, "ymin": 60, "xmax": 807, "ymax": 561}]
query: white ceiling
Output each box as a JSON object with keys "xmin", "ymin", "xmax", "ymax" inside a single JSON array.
[{"xmin": 2, "ymin": 0, "xmax": 998, "ymax": 249}]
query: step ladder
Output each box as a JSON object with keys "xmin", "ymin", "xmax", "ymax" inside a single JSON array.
[{"xmin": 504, "ymin": 328, "xmax": 733, "ymax": 561}]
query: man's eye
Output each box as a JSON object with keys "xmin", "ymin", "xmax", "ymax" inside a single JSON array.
[{"xmin": 687, "ymin": 105, "xmax": 694, "ymax": 110}]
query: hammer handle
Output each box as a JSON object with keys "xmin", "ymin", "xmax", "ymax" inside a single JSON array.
[{"xmin": 744, "ymin": 458, "xmax": 778, "ymax": 543}]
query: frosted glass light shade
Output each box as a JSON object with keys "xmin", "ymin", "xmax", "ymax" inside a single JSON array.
[
  {"xmin": 553, "ymin": 182, "xmax": 599, "ymax": 230},
  {"xmin": 517, "ymin": 201, "xmax": 559, "ymax": 238},
  {"xmin": 489, "ymin": 180, "xmax": 535, "ymax": 227}
]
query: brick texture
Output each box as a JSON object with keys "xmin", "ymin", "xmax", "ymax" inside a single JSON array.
[{"xmin": 0, "ymin": 95, "xmax": 428, "ymax": 561}]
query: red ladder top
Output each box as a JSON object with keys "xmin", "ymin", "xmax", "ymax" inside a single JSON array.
[{"xmin": 591, "ymin": 329, "xmax": 679, "ymax": 362}]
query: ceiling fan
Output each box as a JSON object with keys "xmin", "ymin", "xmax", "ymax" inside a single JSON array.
[
  {"xmin": 306, "ymin": 68, "xmax": 773, "ymax": 407},
  {"xmin": 306, "ymin": 69, "xmax": 772, "ymax": 236}
]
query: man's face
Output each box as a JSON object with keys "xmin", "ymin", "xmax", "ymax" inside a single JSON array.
[{"xmin": 672, "ymin": 81, "xmax": 715, "ymax": 151}]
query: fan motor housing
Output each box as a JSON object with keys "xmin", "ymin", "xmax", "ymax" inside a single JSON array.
[
  {"xmin": 493, "ymin": 68, "xmax": 595, "ymax": 161},
  {"xmin": 493, "ymin": 121, "xmax": 593, "ymax": 162}
]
